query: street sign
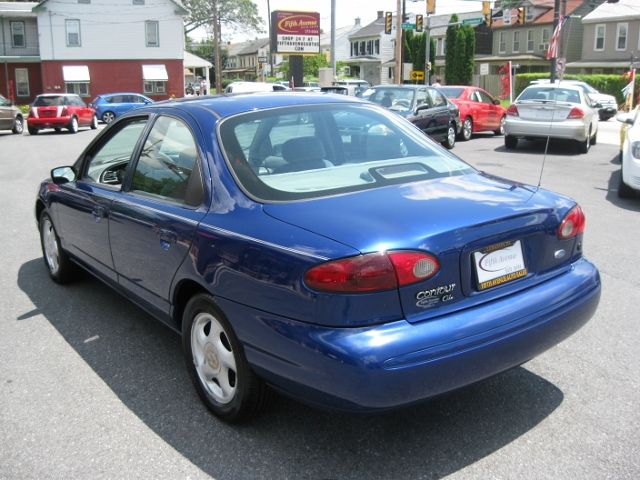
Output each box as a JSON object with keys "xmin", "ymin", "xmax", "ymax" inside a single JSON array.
[
  {"xmin": 258, "ymin": 56, "xmax": 268, "ymax": 63},
  {"xmin": 401, "ymin": 23, "xmax": 415, "ymax": 30},
  {"xmin": 411, "ymin": 70, "xmax": 424, "ymax": 81},
  {"xmin": 462, "ymin": 17, "xmax": 483, "ymax": 26}
]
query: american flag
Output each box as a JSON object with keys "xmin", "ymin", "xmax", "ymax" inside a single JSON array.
[{"xmin": 546, "ymin": 16, "xmax": 567, "ymax": 60}]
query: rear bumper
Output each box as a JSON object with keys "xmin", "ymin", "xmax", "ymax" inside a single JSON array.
[
  {"xmin": 220, "ymin": 258, "xmax": 600, "ymax": 411},
  {"xmin": 505, "ymin": 117, "xmax": 590, "ymax": 141},
  {"xmin": 28, "ymin": 117, "xmax": 72, "ymax": 129}
]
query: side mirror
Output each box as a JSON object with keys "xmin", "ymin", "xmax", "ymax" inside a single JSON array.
[
  {"xmin": 51, "ymin": 166, "xmax": 76, "ymax": 185},
  {"xmin": 616, "ymin": 113, "xmax": 635, "ymax": 125},
  {"xmin": 493, "ymin": 99, "xmax": 500, "ymax": 105}
]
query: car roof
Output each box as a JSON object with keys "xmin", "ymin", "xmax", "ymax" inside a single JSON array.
[
  {"xmin": 35, "ymin": 93, "xmax": 78, "ymax": 97},
  {"xmin": 100, "ymin": 92, "xmax": 147, "ymax": 96},
  {"xmin": 142, "ymin": 92, "xmax": 366, "ymax": 119}
]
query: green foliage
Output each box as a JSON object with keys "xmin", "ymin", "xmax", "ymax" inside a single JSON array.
[
  {"xmin": 444, "ymin": 14, "xmax": 459, "ymax": 85},
  {"xmin": 182, "ymin": 0, "xmax": 263, "ymax": 36},
  {"xmin": 445, "ymin": 15, "xmax": 476, "ymax": 85},
  {"xmin": 514, "ymin": 73, "xmax": 638, "ymax": 106},
  {"xmin": 303, "ymin": 54, "xmax": 329, "ymax": 77},
  {"xmin": 403, "ymin": 30, "xmax": 427, "ymax": 70},
  {"xmin": 18, "ymin": 104, "xmax": 30, "ymax": 115}
]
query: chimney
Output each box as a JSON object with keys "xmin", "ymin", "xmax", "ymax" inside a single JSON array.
[
  {"xmin": 377, "ymin": 11, "xmax": 383, "ymax": 19},
  {"xmin": 355, "ymin": 17, "xmax": 361, "ymax": 26}
]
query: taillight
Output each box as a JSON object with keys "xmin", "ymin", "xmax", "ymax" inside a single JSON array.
[
  {"xmin": 506, "ymin": 104, "xmax": 518, "ymax": 117},
  {"xmin": 558, "ymin": 206, "xmax": 585, "ymax": 240},
  {"xmin": 567, "ymin": 107, "xmax": 584, "ymax": 119},
  {"xmin": 304, "ymin": 251, "xmax": 440, "ymax": 293}
]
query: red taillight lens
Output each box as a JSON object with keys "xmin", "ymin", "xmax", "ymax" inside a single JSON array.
[
  {"xmin": 567, "ymin": 107, "xmax": 584, "ymax": 119},
  {"xmin": 506, "ymin": 104, "xmax": 518, "ymax": 117},
  {"xmin": 558, "ymin": 206, "xmax": 585, "ymax": 240},
  {"xmin": 304, "ymin": 251, "xmax": 440, "ymax": 293},
  {"xmin": 387, "ymin": 251, "xmax": 440, "ymax": 285}
]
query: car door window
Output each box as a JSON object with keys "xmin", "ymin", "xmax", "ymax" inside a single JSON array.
[
  {"xmin": 415, "ymin": 89, "xmax": 428, "ymax": 108},
  {"xmin": 477, "ymin": 91, "xmax": 494, "ymax": 104},
  {"xmin": 428, "ymin": 89, "xmax": 447, "ymax": 107},
  {"xmin": 130, "ymin": 116, "xmax": 203, "ymax": 206},
  {"xmin": 84, "ymin": 118, "xmax": 148, "ymax": 185}
]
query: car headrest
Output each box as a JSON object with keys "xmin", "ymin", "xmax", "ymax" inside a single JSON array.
[{"xmin": 280, "ymin": 136, "xmax": 326, "ymax": 172}]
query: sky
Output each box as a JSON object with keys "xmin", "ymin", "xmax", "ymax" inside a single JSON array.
[{"xmin": 214, "ymin": 0, "xmax": 483, "ymax": 42}]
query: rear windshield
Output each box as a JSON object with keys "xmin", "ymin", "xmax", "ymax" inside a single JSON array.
[
  {"xmin": 438, "ymin": 87, "xmax": 465, "ymax": 98},
  {"xmin": 33, "ymin": 96, "xmax": 70, "ymax": 106},
  {"xmin": 518, "ymin": 87, "xmax": 582, "ymax": 104},
  {"xmin": 218, "ymin": 104, "xmax": 474, "ymax": 202}
]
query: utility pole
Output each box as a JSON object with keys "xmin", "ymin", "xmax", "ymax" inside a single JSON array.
[
  {"xmin": 395, "ymin": 0, "xmax": 402, "ymax": 84},
  {"xmin": 331, "ymin": 0, "xmax": 336, "ymax": 79},
  {"xmin": 212, "ymin": 0, "xmax": 222, "ymax": 93}
]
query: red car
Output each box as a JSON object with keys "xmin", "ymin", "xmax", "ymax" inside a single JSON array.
[
  {"xmin": 28, "ymin": 93, "xmax": 97, "ymax": 135},
  {"xmin": 438, "ymin": 86, "xmax": 506, "ymax": 141}
]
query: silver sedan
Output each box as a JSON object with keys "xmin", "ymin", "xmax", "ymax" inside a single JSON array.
[{"xmin": 504, "ymin": 84, "xmax": 599, "ymax": 154}]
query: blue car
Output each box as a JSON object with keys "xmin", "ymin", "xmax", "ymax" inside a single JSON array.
[
  {"xmin": 35, "ymin": 93, "xmax": 600, "ymax": 422},
  {"xmin": 90, "ymin": 92, "xmax": 153, "ymax": 124}
]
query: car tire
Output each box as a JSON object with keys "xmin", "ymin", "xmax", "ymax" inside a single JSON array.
[
  {"xmin": 102, "ymin": 111, "xmax": 115, "ymax": 124},
  {"xmin": 591, "ymin": 130, "xmax": 597, "ymax": 145},
  {"xmin": 39, "ymin": 212, "xmax": 77, "ymax": 284},
  {"xmin": 577, "ymin": 129, "xmax": 591, "ymax": 154},
  {"xmin": 442, "ymin": 123, "xmax": 456, "ymax": 149},
  {"xmin": 12, "ymin": 116, "xmax": 24, "ymax": 134},
  {"xmin": 182, "ymin": 294, "xmax": 272, "ymax": 423},
  {"xmin": 494, "ymin": 116, "xmax": 506, "ymax": 136},
  {"xmin": 68, "ymin": 116, "xmax": 79, "ymax": 134},
  {"xmin": 91, "ymin": 115, "xmax": 98, "ymax": 129},
  {"xmin": 28, "ymin": 126, "xmax": 38, "ymax": 135},
  {"xmin": 460, "ymin": 117, "xmax": 473, "ymax": 141},
  {"xmin": 504, "ymin": 135, "xmax": 518, "ymax": 149}
]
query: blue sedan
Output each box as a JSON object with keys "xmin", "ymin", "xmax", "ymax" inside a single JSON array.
[
  {"xmin": 90, "ymin": 92, "xmax": 153, "ymax": 124},
  {"xmin": 35, "ymin": 93, "xmax": 600, "ymax": 422}
]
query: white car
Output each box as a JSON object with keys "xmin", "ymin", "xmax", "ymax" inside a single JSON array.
[
  {"xmin": 531, "ymin": 79, "xmax": 618, "ymax": 121},
  {"xmin": 617, "ymin": 108, "xmax": 640, "ymax": 198},
  {"xmin": 224, "ymin": 82, "xmax": 287, "ymax": 94},
  {"xmin": 504, "ymin": 84, "xmax": 599, "ymax": 154}
]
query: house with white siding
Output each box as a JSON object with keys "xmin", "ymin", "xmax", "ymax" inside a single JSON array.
[{"xmin": 0, "ymin": 0, "xmax": 188, "ymax": 102}]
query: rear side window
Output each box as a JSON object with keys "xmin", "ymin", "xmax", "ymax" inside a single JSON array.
[{"xmin": 130, "ymin": 116, "xmax": 203, "ymax": 206}]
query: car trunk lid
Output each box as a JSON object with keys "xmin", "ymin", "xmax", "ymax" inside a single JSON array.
[{"xmin": 263, "ymin": 172, "xmax": 579, "ymax": 322}]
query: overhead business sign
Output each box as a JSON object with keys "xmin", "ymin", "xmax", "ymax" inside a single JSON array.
[{"xmin": 271, "ymin": 11, "xmax": 320, "ymax": 54}]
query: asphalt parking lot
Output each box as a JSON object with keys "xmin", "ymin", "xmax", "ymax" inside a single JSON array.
[{"xmin": 1, "ymin": 119, "xmax": 639, "ymax": 479}]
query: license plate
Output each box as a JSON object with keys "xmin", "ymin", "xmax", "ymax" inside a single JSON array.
[{"xmin": 473, "ymin": 240, "xmax": 527, "ymax": 290}]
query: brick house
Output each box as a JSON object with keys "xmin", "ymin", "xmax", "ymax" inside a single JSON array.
[{"xmin": 1, "ymin": 0, "xmax": 188, "ymax": 103}]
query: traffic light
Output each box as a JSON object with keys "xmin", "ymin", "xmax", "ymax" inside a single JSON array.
[
  {"xmin": 416, "ymin": 14, "xmax": 424, "ymax": 32},
  {"xmin": 427, "ymin": 0, "xmax": 436, "ymax": 15},
  {"xmin": 517, "ymin": 7, "xmax": 525, "ymax": 24},
  {"xmin": 384, "ymin": 11, "xmax": 392, "ymax": 34}
]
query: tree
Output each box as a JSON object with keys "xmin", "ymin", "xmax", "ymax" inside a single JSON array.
[
  {"xmin": 444, "ymin": 14, "xmax": 459, "ymax": 85},
  {"xmin": 182, "ymin": 0, "xmax": 263, "ymax": 36},
  {"xmin": 303, "ymin": 54, "xmax": 329, "ymax": 78},
  {"xmin": 445, "ymin": 15, "xmax": 476, "ymax": 85},
  {"xmin": 461, "ymin": 25, "xmax": 476, "ymax": 85}
]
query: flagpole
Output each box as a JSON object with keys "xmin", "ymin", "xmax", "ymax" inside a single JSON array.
[{"xmin": 550, "ymin": 0, "xmax": 560, "ymax": 82}]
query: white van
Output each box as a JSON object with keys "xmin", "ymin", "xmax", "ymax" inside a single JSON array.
[{"xmin": 224, "ymin": 82, "xmax": 287, "ymax": 94}]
